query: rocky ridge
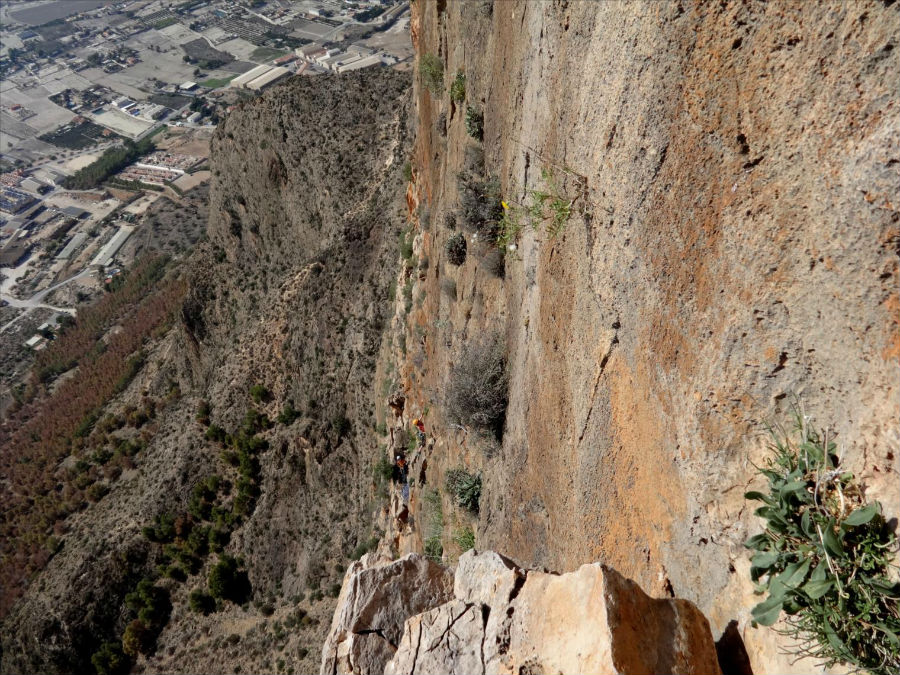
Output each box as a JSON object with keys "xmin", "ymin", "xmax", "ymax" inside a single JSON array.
[{"xmin": 321, "ymin": 550, "xmax": 722, "ymax": 675}]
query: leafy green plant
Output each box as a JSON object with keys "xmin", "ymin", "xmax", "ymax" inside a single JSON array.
[
  {"xmin": 498, "ymin": 169, "xmax": 572, "ymax": 248},
  {"xmin": 425, "ymin": 536, "xmax": 444, "ymax": 561},
  {"xmin": 465, "ymin": 106, "xmax": 484, "ymax": 140},
  {"xmin": 497, "ymin": 203, "xmax": 524, "ymax": 250},
  {"xmin": 420, "ymin": 53, "xmax": 444, "ymax": 94},
  {"xmin": 454, "ymin": 526, "xmax": 476, "ymax": 552},
  {"xmin": 745, "ymin": 413, "xmax": 899, "ymax": 674},
  {"xmin": 450, "ymin": 69, "xmax": 466, "ymax": 102},
  {"xmin": 445, "ymin": 468, "xmax": 482, "ymax": 513},
  {"xmin": 528, "ymin": 169, "xmax": 572, "ymax": 237}
]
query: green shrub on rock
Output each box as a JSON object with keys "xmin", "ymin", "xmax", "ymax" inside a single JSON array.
[
  {"xmin": 465, "ymin": 106, "xmax": 484, "ymax": 140},
  {"xmin": 420, "ymin": 53, "xmax": 444, "ymax": 94},
  {"xmin": 450, "ymin": 70, "xmax": 466, "ymax": 102},
  {"xmin": 744, "ymin": 412, "xmax": 900, "ymax": 675},
  {"xmin": 445, "ymin": 468, "xmax": 482, "ymax": 513}
]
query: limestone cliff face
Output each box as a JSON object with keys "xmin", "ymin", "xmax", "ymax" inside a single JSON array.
[
  {"xmin": 321, "ymin": 550, "xmax": 722, "ymax": 675},
  {"xmin": 384, "ymin": 1, "xmax": 898, "ymax": 673}
]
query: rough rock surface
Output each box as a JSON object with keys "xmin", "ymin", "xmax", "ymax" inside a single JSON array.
[
  {"xmin": 320, "ymin": 553, "xmax": 454, "ymax": 675},
  {"xmin": 391, "ymin": 2, "xmax": 899, "ymax": 672},
  {"xmin": 323, "ymin": 550, "xmax": 721, "ymax": 675}
]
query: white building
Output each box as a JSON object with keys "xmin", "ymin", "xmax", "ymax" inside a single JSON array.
[
  {"xmin": 245, "ymin": 66, "xmax": 290, "ymax": 91},
  {"xmin": 337, "ymin": 54, "xmax": 383, "ymax": 73},
  {"xmin": 230, "ymin": 64, "xmax": 272, "ymax": 88}
]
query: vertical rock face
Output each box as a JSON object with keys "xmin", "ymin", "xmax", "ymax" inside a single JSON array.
[
  {"xmin": 322, "ymin": 550, "xmax": 722, "ymax": 675},
  {"xmin": 400, "ymin": 1, "xmax": 898, "ymax": 670}
]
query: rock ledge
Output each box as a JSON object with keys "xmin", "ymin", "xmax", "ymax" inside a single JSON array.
[{"xmin": 321, "ymin": 550, "xmax": 722, "ymax": 675}]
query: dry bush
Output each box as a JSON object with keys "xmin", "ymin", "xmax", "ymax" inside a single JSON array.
[
  {"xmin": 445, "ymin": 334, "xmax": 508, "ymax": 440},
  {"xmin": 445, "ymin": 233, "xmax": 467, "ymax": 266}
]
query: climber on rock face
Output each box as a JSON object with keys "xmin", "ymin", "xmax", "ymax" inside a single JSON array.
[
  {"xmin": 412, "ymin": 418, "xmax": 426, "ymax": 447},
  {"xmin": 394, "ymin": 453, "xmax": 408, "ymax": 482}
]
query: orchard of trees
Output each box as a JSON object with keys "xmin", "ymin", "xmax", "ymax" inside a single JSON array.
[{"xmin": 63, "ymin": 137, "xmax": 156, "ymax": 191}]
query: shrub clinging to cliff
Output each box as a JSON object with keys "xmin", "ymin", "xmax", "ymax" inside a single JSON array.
[
  {"xmin": 420, "ymin": 53, "xmax": 444, "ymax": 94},
  {"xmin": 446, "ymin": 334, "xmax": 508, "ymax": 439},
  {"xmin": 744, "ymin": 412, "xmax": 900, "ymax": 675},
  {"xmin": 445, "ymin": 468, "xmax": 481, "ymax": 513},
  {"xmin": 450, "ymin": 70, "xmax": 466, "ymax": 102},
  {"xmin": 465, "ymin": 106, "xmax": 484, "ymax": 141},
  {"xmin": 458, "ymin": 172, "xmax": 502, "ymax": 240},
  {"xmin": 445, "ymin": 233, "xmax": 467, "ymax": 266}
]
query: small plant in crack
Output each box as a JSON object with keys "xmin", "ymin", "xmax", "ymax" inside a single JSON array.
[{"xmin": 496, "ymin": 168, "xmax": 575, "ymax": 248}]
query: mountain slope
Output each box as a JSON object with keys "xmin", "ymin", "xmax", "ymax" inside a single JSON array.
[{"xmin": 1, "ymin": 68, "xmax": 412, "ymax": 675}]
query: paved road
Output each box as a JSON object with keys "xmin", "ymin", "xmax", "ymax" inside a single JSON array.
[{"xmin": 0, "ymin": 269, "xmax": 88, "ymax": 333}]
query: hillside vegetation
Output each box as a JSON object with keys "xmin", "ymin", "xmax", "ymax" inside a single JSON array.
[{"xmin": 1, "ymin": 68, "xmax": 412, "ymax": 675}]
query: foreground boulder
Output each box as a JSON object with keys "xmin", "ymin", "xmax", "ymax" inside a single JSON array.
[
  {"xmin": 323, "ymin": 550, "xmax": 722, "ymax": 675},
  {"xmin": 320, "ymin": 552, "xmax": 455, "ymax": 675}
]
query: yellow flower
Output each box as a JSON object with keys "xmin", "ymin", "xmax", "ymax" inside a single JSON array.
[{"xmin": 501, "ymin": 201, "xmax": 509, "ymax": 210}]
